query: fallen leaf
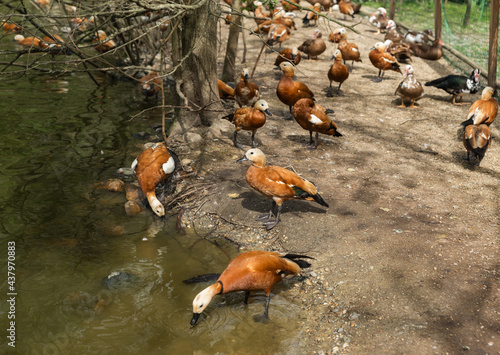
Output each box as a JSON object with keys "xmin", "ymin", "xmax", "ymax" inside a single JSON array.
[{"xmin": 228, "ymin": 193, "xmax": 240, "ymax": 199}]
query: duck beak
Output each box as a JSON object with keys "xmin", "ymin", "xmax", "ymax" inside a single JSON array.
[
  {"xmin": 264, "ymin": 109, "xmax": 272, "ymax": 116},
  {"xmin": 237, "ymin": 155, "xmax": 249, "ymax": 162},
  {"xmin": 244, "ymin": 73, "xmax": 250, "ymax": 79},
  {"xmin": 291, "ymin": 54, "xmax": 296, "ymax": 60},
  {"xmin": 190, "ymin": 313, "xmax": 200, "ymax": 326}
]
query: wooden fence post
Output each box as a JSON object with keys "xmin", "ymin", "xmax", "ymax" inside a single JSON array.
[
  {"xmin": 389, "ymin": 0, "xmax": 397, "ymax": 20},
  {"xmin": 435, "ymin": 0, "xmax": 442, "ymax": 41},
  {"xmin": 488, "ymin": 0, "xmax": 499, "ymax": 90}
]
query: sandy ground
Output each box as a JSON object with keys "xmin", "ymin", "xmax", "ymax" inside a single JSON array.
[{"xmin": 171, "ymin": 5, "xmax": 499, "ymax": 354}]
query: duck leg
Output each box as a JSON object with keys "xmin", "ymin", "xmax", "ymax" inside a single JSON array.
[
  {"xmin": 409, "ymin": 100, "xmax": 421, "ymax": 109},
  {"xmin": 314, "ymin": 132, "xmax": 319, "ymax": 149},
  {"xmin": 251, "ymin": 131, "xmax": 258, "ymax": 148},
  {"xmin": 337, "ymin": 82, "xmax": 343, "ymax": 95},
  {"xmin": 264, "ymin": 294, "xmax": 271, "ymax": 317},
  {"xmin": 373, "ymin": 69, "xmax": 383, "ymax": 82},
  {"xmin": 283, "ymin": 106, "xmax": 294, "ymax": 121},
  {"xmin": 243, "ymin": 291, "xmax": 251, "ymax": 304},
  {"xmin": 233, "ymin": 130, "xmax": 243, "ymax": 148},
  {"xmin": 256, "ymin": 200, "xmax": 276, "ymax": 221},
  {"xmin": 263, "ymin": 205, "xmax": 282, "ymax": 230}
]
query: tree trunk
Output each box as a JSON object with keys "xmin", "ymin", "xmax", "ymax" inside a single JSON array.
[
  {"xmin": 221, "ymin": 0, "xmax": 242, "ymax": 82},
  {"xmin": 170, "ymin": 0, "xmax": 224, "ymax": 141},
  {"xmin": 463, "ymin": 0, "xmax": 473, "ymax": 27},
  {"xmin": 389, "ymin": 0, "xmax": 397, "ymax": 20}
]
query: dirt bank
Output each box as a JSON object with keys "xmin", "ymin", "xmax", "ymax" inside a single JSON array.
[{"xmin": 171, "ymin": 7, "xmax": 499, "ymax": 354}]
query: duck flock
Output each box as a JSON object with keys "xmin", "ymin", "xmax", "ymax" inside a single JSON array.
[{"xmin": 3, "ymin": 0, "xmax": 497, "ymax": 327}]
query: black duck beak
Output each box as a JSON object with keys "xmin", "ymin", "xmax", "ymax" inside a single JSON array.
[
  {"xmin": 264, "ymin": 109, "xmax": 272, "ymax": 116},
  {"xmin": 237, "ymin": 155, "xmax": 249, "ymax": 162},
  {"xmin": 190, "ymin": 313, "xmax": 200, "ymax": 326}
]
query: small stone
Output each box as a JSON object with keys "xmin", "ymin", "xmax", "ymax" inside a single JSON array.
[
  {"xmin": 349, "ymin": 312, "xmax": 359, "ymax": 320},
  {"xmin": 184, "ymin": 132, "xmax": 203, "ymax": 144},
  {"xmin": 181, "ymin": 158, "xmax": 193, "ymax": 166},
  {"xmin": 310, "ymin": 271, "xmax": 317, "ymax": 277},
  {"xmin": 125, "ymin": 201, "xmax": 143, "ymax": 215}
]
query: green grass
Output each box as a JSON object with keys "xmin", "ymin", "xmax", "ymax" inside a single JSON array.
[{"xmin": 362, "ymin": 0, "xmax": 492, "ymax": 70}]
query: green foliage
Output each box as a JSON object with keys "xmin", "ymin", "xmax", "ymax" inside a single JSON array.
[{"xmin": 363, "ymin": 1, "xmax": 491, "ymax": 71}]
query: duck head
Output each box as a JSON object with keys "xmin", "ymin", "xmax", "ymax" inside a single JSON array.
[
  {"xmin": 254, "ymin": 99, "xmax": 272, "ymax": 116},
  {"xmin": 383, "ymin": 39, "xmax": 393, "ymax": 52},
  {"xmin": 279, "ymin": 61, "xmax": 295, "ymax": 77},
  {"xmin": 191, "ymin": 283, "xmax": 221, "ymax": 326},
  {"xmin": 291, "ymin": 47, "xmax": 298, "ymax": 60},
  {"xmin": 241, "ymin": 68, "xmax": 250, "ymax": 80},
  {"xmin": 481, "ymin": 86, "xmax": 494, "ymax": 100},
  {"xmin": 331, "ymin": 49, "xmax": 342, "ymax": 61},
  {"xmin": 386, "ymin": 20, "xmax": 396, "ymax": 29},
  {"xmin": 237, "ymin": 148, "xmax": 266, "ymax": 167},
  {"xmin": 372, "ymin": 42, "xmax": 386, "ymax": 52},
  {"xmin": 312, "ymin": 29, "xmax": 321, "ymax": 38},
  {"xmin": 377, "ymin": 7, "xmax": 387, "ymax": 16},
  {"xmin": 404, "ymin": 65, "xmax": 414, "ymax": 77}
]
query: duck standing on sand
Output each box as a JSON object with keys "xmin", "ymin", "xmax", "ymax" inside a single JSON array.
[
  {"xmin": 298, "ymin": 29, "xmax": 326, "ymax": 60},
  {"xmin": 222, "ymin": 99, "xmax": 272, "ymax": 148},
  {"xmin": 276, "ymin": 62, "xmax": 315, "ymax": 119},
  {"xmin": 327, "ymin": 49, "xmax": 349, "ymax": 95},
  {"xmin": 369, "ymin": 7, "xmax": 388, "ymax": 35},
  {"xmin": 395, "ymin": 65, "xmax": 423, "ymax": 108},
  {"xmin": 335, "ymin": 28, "xmax": 362, "ymax": 72},
  {"xmin": 462, "ymin": 125, "xmax": 492, "ymax": 166},
  {"xmin": 237, "ymin": 148, "xmax": 329, "ymax": 229},
  {"xmin": 292, "ymin": 98, "xmax": 342, "ymax": 148},
  {"xmin": 461, "ymin": 87, "xmax": 498, "ymax": 127},
  {"xmin": 235, "ymin": 68, "xmax": 260, "ymax": 107},
  {"xmin": 425, "ymin": 69, "xmax": 481, "ymax": 105},
  {"xmin": 369, "ymin": 42, "xmax": 402, "ymax": 82}
]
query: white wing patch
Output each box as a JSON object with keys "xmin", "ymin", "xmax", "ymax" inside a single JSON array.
[
  {"xmin": 267, "ymin": 178, "xmax": 285, "ymax": 185},
  {"xmin": 382, "ymin": 57, "xmax": 395, "ymax": 63},
  {"xmin": 162, "ymin": 156, "xmax": 175, "ymax": 174},
  {"xmin": 131, "ymin": 158, "xmax": 138, "ymax": 171},
  {"xmin": 352, "ymin": 48, "xmax": 358, "ymax": 52},
  {"xmin": 480, "ymin": 132, "xmax": 489, "ymax": 140},
  {"xmin": 309, "ymin": 114, "xmax": 323, "ymax": 125}
]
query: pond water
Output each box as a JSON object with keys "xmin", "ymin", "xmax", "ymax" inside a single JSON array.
[{"xmin": 0, "ymin": 51, "xmax": 305, "ymax": 354}]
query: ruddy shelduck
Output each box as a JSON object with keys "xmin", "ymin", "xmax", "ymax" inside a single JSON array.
[
  {"xmin": 92, "ymin": 30, "xmax": 116, "ymax": 53},
  {"xmin": 2, "ymin": 20, "xmax": 22, "ymax": 33},
  {"xmin": 302, "ymin": 3, "xmax": 320, "ymax": 26},
  {"xmin": 276, "ymin": 62, "xmax": 315, "ymax": 119},
  {"xmin": 217, "ymin": 79, "xmax": 235, "ymax": 100},
  {"xmin": 14, "ymin": 35, "xmax": 47, "ymax": 49},
  {"xmin": 335, "ymin": 28, "xmax": 362, "ymax": 71},
  {"xmin": 395, "ymin": 65, "xmax": 424, "ymax": 108},
  {"xmin": 463, "ymin": 124, "xmax": 491, "ymax": 166},
  {"xmin": 189, "ymin": 250, "xmax": 313, "ymax": 325},
  {"xmin": 222, "ymin": 99, "xmax": 272, "ymax": 148},
  {"xmin": 274, "ymin": 47, "xmax": 301, "ymax": 68},
  {"xmin": 292, "ymin": 98, "xmax": 342, "ymax": 148},
  {"xmin": 369, "ymin": 42, "xmax": 402, "ymax": 82},
  {"xmin": 461, "ymin": 87, "xmax": 498, "ymax": 127},
  {"xmin": 131, "ymin": 142, "xmax": 176, "ymax": 217},
  {"xmin": 237, "ymin": 149, "xmax": 329, "ymax": 229},
  {"xmin": 327, "ymin": 49, "xmax": 349, "ymax": 95},
  {"xmin": 140, "ymin": 71, "xmax": 162, "ymax": 98},
  {"xmin": 234, "ymin": 68, "xmax": 260, "ymax": 107}
]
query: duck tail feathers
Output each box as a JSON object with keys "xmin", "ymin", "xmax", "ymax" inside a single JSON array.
[{"xmin": 182, "ymin": 273, "xmax": 221, "ymax": 284}]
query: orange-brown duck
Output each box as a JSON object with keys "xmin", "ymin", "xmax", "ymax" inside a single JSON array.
[
  {"xmin": 335, "ymin": 28, "xmax": 362, "ymax": 71},
  {"xmin": 327, "ymin": 49, "xmax": 349, "ymax": 96},
  {"xmin": 461, "ymin": 87, "xmax": 498, "ymax": 127},
  {"xmin": 235, "ymin": 68, "xmax": 260, "ymax": 107},
  {"xmin": 276, "ymin": 62, "xmax": 315, "ymax": 119},
  {"xmin": 463, "ymin": 124, "xmax": 491, "ymax": 166},
  {"xmin": 131, "ymin": 142, "xmax": 176, "ymax": 217},
  {"xmin": 222, "ymin": 99, "xmax": 272, "ymax": 148},
  {"xmin": 274, "ymin": 47, "xmax": 301, "ymax": 68},
  {"xmin": 369, "ymin": 42, "xmax": 402, "ymax": 82},
  {"xmin": 189, "ymin": 251, "xmax": 312, "ymax": 325},
  {"xmin": 237, "ymin": 148, "xmax": 329, "ymax": 229},
  {"xmin": 292, "ymin": 98, "xmax": 342, "ymax": 148}
]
